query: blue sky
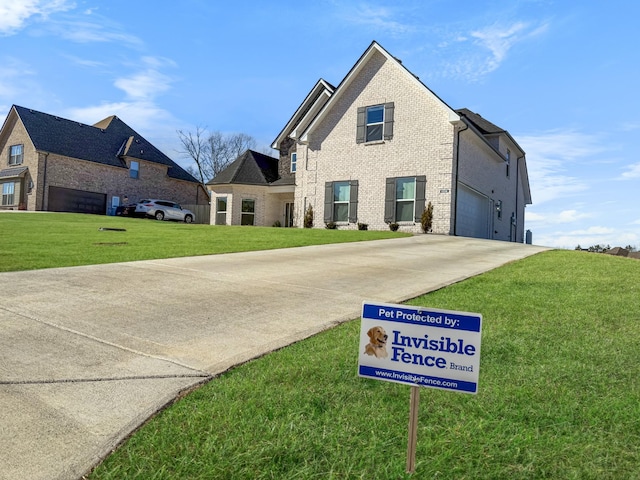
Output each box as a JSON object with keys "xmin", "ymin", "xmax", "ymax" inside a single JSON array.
[{"xmin": 1, "ymin": 0, "xmax": 639, "ymax": 249}]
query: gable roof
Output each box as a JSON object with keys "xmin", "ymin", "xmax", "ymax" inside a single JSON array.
[
  {"xmin": 10, "ymin": 105, "xmax": 199, "ymax": 183},
  {"xmin": 271, "ymin": 79, "xmax": 335, "ymax": 149},
  {"xmin": 298, "ymin": 41, "xmax": 461, "ymax": 144},
  {"xmin": 207, "ymin": 150, "xmax": 285, "ymax": 186}
]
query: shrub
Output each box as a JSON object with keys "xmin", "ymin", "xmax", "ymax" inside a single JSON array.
[
  {"xmin": 357, "ymin": 222, "xmax": 368, "ymax": 231},
  {"xmin": 421, "ymin": 201, "xmax": 433, "ymax": 233},
  {"xmin": 325, "ymin": 221, "xmax": 337, "ymax": 230},
  {"xmin": 272, "ymin": 220, "xmax": 282, "ymax": 228},
  {"xmin": 303, "ymin": 205, "xmax": 314, "ymax": 228},
  {"xmin": 389, "ymin": 222, "xmax": 399, "ymax": 232}
]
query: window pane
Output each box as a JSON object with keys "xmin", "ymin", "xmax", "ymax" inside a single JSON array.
[
  {"xmin": 241, "ymin": 214, "xmax": 254, "ymax": 226},
  {"xmin": 366, "ymin": 105, "xmax": 384, "ymax": 124},
  {"xmin": 242, "ymin": 199, "xmax": 255, "ymax": 213},
  {"xmin": 366, "ymin": 124, "xmax": 383, "ymax": 142},
  {"xmin": 333, "ymin": 203, "xmax": 349, "ymax": 222},
  {"xmin": 333, "ymin": 182, "xmax": 350, "ymax": 202},
  {"xmin": 396, "ymin": 178, "xmax": 415, "ymax": 200},
  {"xmin": 216, "ymin": 213, "xmax": 226, "ymax": 225},
  {"xmin": 216, "ymin": 197, "xmax": 227, "ymax": 212},
  {"xmin": 396, "ymin": 200, "xmax": 414, "ymax": 222}
]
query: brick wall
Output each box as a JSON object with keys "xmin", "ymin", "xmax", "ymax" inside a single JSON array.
[{"xmin": 295, "ymin": 50, "xmax": 457, "ymax": 233}]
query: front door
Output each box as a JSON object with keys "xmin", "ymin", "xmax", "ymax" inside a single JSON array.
[{"xmin": 285, "ymin": 202, "xmax": 294, "ymax": 227}]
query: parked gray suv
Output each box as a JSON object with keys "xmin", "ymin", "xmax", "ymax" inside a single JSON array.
[{"xmin": 135, "ymin": 199, "xmax": 195, "ymax": 223}]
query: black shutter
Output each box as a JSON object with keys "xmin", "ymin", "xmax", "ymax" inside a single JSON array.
[
  {"xmin": 384, "ymin": 177, "xmax": 395, "ymax": 223},
  {"xmin": 349, "ymin": 180, "xmax": 358, "ymax": 223},
  {"xmin": 383, "ymin": 102, "xmax": 394, "ymax": 140},
  {"xmin": 414, "ymin": 175, "xmax": 426, "ymax": 222},
  {"xmin": 356, "ymin": 107, "xmax": 366, "ymax": 144},
  {"xmin": 324, "ymin": 182, "xmax": 333, "ymax": 223}
]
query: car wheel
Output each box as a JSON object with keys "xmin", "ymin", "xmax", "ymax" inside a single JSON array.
[
  {"xmin": 184, "ymin": 215, "xmax": 193, "ymax": 224},
  {"xmin": 155, "ymin": 211, "xmax": 165, "ymax": 221}
]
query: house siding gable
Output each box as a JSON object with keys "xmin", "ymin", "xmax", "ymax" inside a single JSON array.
[{"xmin": 296, "ymin": 49, "xmax": 456, "ymax": 233}]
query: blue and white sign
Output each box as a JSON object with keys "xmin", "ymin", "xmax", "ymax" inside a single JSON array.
[{"xmin": 358, "ymin": 301, "xmax": 482, "ymax": 394}]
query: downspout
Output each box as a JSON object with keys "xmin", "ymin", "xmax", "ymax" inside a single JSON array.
[
  {"xmin": 40, "ymin": 152, "xmax": 49, "ymax": 210},
  {"xmin": 515, "ymin": 155, "xmax": 524, "ymax": 242},
  {"xmin": 452, "ymin": 121, "xmax": 469, "ymax": 236}
]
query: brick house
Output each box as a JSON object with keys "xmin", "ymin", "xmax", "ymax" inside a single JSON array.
[
  {"xmin": 0, "ymin": 105, "xmax": 208, "ymax": 214},
  {"xmin": 209, "ymin": 41, "xmax": 532, "ymax": 241}
]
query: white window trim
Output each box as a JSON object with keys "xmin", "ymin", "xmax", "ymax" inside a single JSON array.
[
  {"xmin": 291, "ymin": 152, "xmax": 297, "ymax": 173},
  {"xmin": 395, "ymin": 177, "xmax": 416, "ymax": 223},
  {"xmin": 365, "ymin": 105, "xmax": 384, "ymax": 143}
]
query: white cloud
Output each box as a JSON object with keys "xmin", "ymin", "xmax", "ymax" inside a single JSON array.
[
  {"xmin": 334, "ymin": 4, "xmax": 414, "ymax": 36},
  {"xmin": 620, "ymin": 162, "xmax": 640, "ymax": 179},
  {"xmin": 438, "ymin": 20, "xmax": 549, "ymax": 81},
  {"xmin": 527, "ymin": 209, "xmax": 592, "ymax": 225},
  {"xmin": 518, "ymin": 130, "xmax": 605, "ymax": 204},
  {"xmin": 0, "ymin": 0, "xmax": 73, "ymax": 35}
]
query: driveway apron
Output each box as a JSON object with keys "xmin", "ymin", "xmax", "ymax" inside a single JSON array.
[{"xmin": 0, "ymin": 235, "xmax": 549, "ymax": 480}]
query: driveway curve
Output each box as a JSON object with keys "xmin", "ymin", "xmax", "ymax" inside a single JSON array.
[{"xmin": 0, "ymin": 235, "xmax": 549, "ymax": 480}]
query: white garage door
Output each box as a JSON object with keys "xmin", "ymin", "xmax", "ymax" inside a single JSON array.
[{"xmin": 456, "ymin": 183, "xmax": 491, "ymax": 239}]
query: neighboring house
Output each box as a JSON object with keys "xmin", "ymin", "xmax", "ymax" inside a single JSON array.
[
  {"xmin": 0, "ymin": 105, "xmax": 208, "ymax": 214},
  {"xmin": 210, "ymin": 41, "xmax": 532, "ymax": 242}
]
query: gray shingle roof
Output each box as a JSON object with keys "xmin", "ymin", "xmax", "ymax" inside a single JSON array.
[
  {"xmin": 207, "ymin": 150, "xmax": 281, "ymax": 186},
  {"xmin": 13, "ymin": 105, "xmax": 199, "ymax": 183},
  {"xmin": 455, "ymin": 108, "xmax": 505, "ymax": 135},
  {"xmin": 0, "ymin": 166, "xmax": 28, "ymax": 178}
]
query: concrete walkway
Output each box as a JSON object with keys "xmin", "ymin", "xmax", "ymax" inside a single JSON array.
[{"xmin": 0, "ymin": 235, "xmax": 549, "ymax": 480}]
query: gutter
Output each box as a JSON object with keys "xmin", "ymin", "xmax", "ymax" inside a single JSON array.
[{"xmin": 452, "ymin": 121, "xmax": 469, "ymax": 236}]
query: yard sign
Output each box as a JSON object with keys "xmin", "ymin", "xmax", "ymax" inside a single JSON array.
[
  {"xmin": 358, "ymin": 301, "xmax": 482, "ymax": 394},
  {"xmin": 358, "ymin": 301, "xmax": 483, "ymax": 473}
]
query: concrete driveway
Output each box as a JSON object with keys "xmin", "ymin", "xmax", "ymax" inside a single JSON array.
[{"xmin": 0, "ymin": 235, "xmax": 549, "ymax": 480}]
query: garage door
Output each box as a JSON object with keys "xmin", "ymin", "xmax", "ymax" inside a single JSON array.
[
  {"xmin": 48, "ymin": 186, "xmax": 107, "ymax": 214},
  {"xmin": 456, "ymin": 183, "xmax": 491, "ymax": 239}
]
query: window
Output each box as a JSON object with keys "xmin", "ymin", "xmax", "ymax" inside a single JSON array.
[
  {"xmin": 241, "ymin": 198, "xmax": 255, "ymax": 225},
  {"xmin": 324, "ymin": 180, "xmax": 359, "ymax": 223},
  {"xmin": 2, "ymin": 182, "xmax": 15, "ymax": 206},
  {"xmin": 216, "ymin": 196, "xmax": 227, "ymax": 225},
  {"xmin": 333, "ymin": 181, "xmax": 350, "ymax": 222},
  {"xmin": 384, "ymin": 176, "xmax": 426, "ymax": 223},
  {"xmin": 506, "ymin": 149, "xmax": 511, "ymax": 178},
  {"xmin": 130, "ymin": 161, "xmax": 139, "ymax": 179},
  {"xmin": 395, "ymin": 177, "xmax": 416, "ymax": 222},
  {"xmin": 366, "ymin": 105, "xmax": 384, "ymax": 142},
  {"xmin": 291, "ymin": 152, "xmax": 297, "ymax": 173},
  {"xmin": 356, "ymin": 103, "xmax": 394, "ymax": 143},
  {"xmin": 9, "ymin": 145, "xmax": 23, "ymax": 165}
]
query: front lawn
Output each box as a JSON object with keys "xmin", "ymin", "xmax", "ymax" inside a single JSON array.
[
  {"xmin": 88, "ymin": 250, "xmax": 640, "ymax": 479},
  {"xmin": 0, "ymin": 213, "xmax": 407, "ymax": 272}
]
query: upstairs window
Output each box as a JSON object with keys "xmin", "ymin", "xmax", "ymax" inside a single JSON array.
[
  {"xmin": 130, "ymin": 161, "xmax": 139, "ymax": 179},
  {"xmin": 506, "ymin": 149, "xmax": 511, "ymax": 178},
  {"xmin": 356, "ymin": 103, "xmax": 394, "ymax": 143},
  {"xmin": 291, "ymin": 152, "xmax": 297, "ymax": 173},
  {"xmin": 9, "ymin": 145, "xmax": 23, "ymax": 165}
]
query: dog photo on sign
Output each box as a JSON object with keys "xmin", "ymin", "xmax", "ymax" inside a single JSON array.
[{"xmin": 364, "ymin": 326, "xmax": 388, "ymax": 358}]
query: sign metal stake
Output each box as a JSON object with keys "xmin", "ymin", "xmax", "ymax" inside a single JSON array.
[{"xmin": 406, "ymin": 385, "xmax": 420, "ymax": 473}]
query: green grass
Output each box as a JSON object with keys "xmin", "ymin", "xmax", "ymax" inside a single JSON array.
[
  {"xmin": 87, "ymin": 250, "xmax": 640, "ymax": 479},
  {"xmin": 0, "ymin": 213, "xmax": 407, "ymax": 272}
]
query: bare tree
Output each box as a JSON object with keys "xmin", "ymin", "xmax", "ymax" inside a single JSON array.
[{"xmin": 178, "ymin": 128, "xmax": 257, "ymax": 183}]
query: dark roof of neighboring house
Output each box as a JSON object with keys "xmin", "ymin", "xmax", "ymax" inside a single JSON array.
[
  {"xmin": 207, "ymin": 150, "xmax": 282, "ymax": 186},
  {"xmin": 12, "ymin": 105, "xmax": 198, "ymax": 183},
  {"xmin": 455, "ymin": 108, "xmax": 505, "ymax": 135}
]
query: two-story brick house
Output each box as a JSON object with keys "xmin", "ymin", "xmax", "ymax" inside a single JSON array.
[
  {"xmin": 0, "ymin": 105, "xmax": 208, "ymax": 214},
  {"xmin": 209, "ymin": 41, "xmax": 531, "ymax": 241}
]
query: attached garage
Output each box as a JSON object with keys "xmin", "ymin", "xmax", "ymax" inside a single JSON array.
[
  {"xmin": 456, "ymin": 183, "xmax": 492, "ymax": 239},
  {"xmin": 48, "ymin": 186, "xmax": 107, "ymax": 214}
]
